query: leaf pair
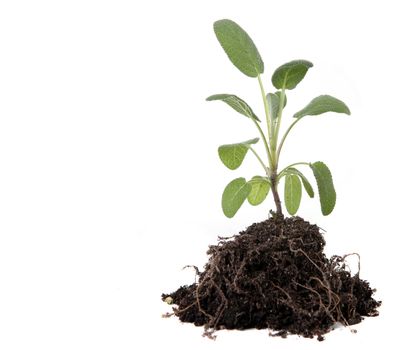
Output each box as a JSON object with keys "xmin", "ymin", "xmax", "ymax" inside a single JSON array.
[
  {"xmin": 214, "ymin": 19, "xmax": 313, "ymax": 93},
  {"xmin": 283, "ymin": 162, "xmax": 336, "ymax": 216},
  {"xmin": 270, "ymin": 62, "xmax": 350, "ymax": 122},
  {"xmin": 271, "ymin": 62, "xmax": 350, "ymax": 118},
  {"xmin": 213, "ymin": 20, "xmax": 350, "ymax": 118},
  {"xmin": 222, "ymin": 176, "xmax": 270, "ymax": 218}
]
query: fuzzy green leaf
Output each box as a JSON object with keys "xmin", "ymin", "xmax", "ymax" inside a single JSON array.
[
  {"xmin": 310, "ymin": 162, "xmax": 336, "ymax": 215},
  {"xmin": 218, "ymin": 138, "xmax": 259, "ymax": 170},
  {"xmin": 213, "ymin": 19, "xmax": 264, "ymax": 77},
  {"xmin": 266, "ymin": 93, "xmax": 281, "ymax": 121},
  {"xmin": 285, "ymin": 167, "xmax": 314, "ymax": 198},
  {"xmin": 247, "ymin": 176, "xmax": 271, "ymax": 206},
  {"xmin": 206, "ymin": 94, "xmax": 260, "ymax": 121},
  {"xmin": 294, "ymin": 95, "xmax": 351, "ymax": 118},
  {"xmin": 272, "ymin": 60, "xmax": 313, "ymax": 90},
  {"xmin": 222, "ymin": 178, "xmax": 252, "ymax": 218},
  {"xmin": 284, "ymin": 174, "xmax": 302, "ymax": 215}
]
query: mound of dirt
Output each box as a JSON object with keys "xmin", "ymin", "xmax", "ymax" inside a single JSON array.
[{"xmin": 162, "ymin": 216, "xmax": 380, "ymax": 340}]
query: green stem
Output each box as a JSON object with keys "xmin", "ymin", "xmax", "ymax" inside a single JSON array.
[
  {"xmin": 272, "ymin": 88, "xmax": 286, "ymax": 166},
  {"xmin": 278, "ymin": 162, "xmax": 310, "ymax": 178},
  {"xmin": 251, "ymin": 118, "xmax": 274, "ymax": 169},
  {"xmin": 257, "ymin": 74, "xmax": 271, "ymax": 138},
  {"xmin": 249, "ymin": 146, "xmax": 269, "ymax": 175},
  {"xmin": 276, "ymin": 116, "xmax": 304, "ymax": 161}
]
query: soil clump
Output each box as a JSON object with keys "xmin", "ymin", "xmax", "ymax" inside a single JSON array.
[{"xmin": 162, "ymin": 216, "xmax": 380, "ymax": 340}]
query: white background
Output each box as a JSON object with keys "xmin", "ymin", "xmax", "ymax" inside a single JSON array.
[{"xmin": 0, "ymin": 0, "xmax": 410, "ymax": 349}]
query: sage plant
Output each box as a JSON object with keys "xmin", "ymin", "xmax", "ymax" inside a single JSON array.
[{"xmin": 207, "ymin": 19, "xmax": 350, "ymax": 218}]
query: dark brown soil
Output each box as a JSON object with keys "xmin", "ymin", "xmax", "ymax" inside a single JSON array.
[{"xmin": 162, "ymin": 216, "xmax": 380, "ymax": 340}]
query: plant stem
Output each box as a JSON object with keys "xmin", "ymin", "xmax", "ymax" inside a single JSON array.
[
  {"xmin": 276, "ymin": 116, "xmax": 303, "ymax": 162},
  {"xmin": 272, "ymin": 161, "xmax": 311, "ymax": 214},
  {"xmin": 272, "ymin": 88, "xmax": 286, "ymax": 166},
  {"xmin": 257, "ymin": 74, "xmax": 271, "ymax": 138},
  {"xmin": 278, "ymin": 162, "xmax": 310, "ymax": 178},
  {"xmin": 269, "ymin": 171, "xmax": 282, "ymax": 216},
  {"xmin": 257, "ymin": 76, "xmax": 285, "ymax": 216},
  {"xmin": 251, "ymin": 118, "xmax": 273, "ymax": 169},
  {"xmin": 249, "ymin": 146, "xmax": 269, "ymax": 175}
]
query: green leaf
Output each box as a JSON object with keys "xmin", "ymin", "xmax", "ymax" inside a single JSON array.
[
  {"xmin": 266, "ymin": 93, "xmax": 281, "ymax": 121},
  {"xmin": 222, "ymin": 178, "xmax": 252, "ymax": 218},
  {"xmin": 284, "ymin": 174, "xmax": 302, "ymax": 215},
  {"xmin": 294, "ymin": 95, "xmax": 351, "ymax": 118},
  {"xmin": 218, "ymin": 138, "xmax": 259, "ymax": 170},
  {"xmin": 285, "ymin": 167, "xmax": 314, "ymax": 198},
  {"xmin": 247, "ymin": 176, "xmax": 271, "ymax": 205},
  {"xmin": 213, "ymin": 19, "xmax": 264, "ymax": 77},
  {"xmin": 206, "ymin": 94, "xmax": 260, "ymax": 121},
  {"xmin": 310, "ymin": 162, "xmax": 336, "ymax": 215},
  {"xmin": 272, "ymin": 60, "xmax": 313, "ymax": 90}
]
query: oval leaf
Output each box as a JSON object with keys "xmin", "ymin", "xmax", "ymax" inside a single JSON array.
[
  {"xmin": 285, "ymin": 167, "xmax": 314, "ymax": 198},
  {"xmin": 294, "ymin": 95, "xmax": 351, "ymax": 118},
  {"xmin": 218, "ymin": 138, "xmax": 259, "ymax": 170},
  {"xmin": 272, "ymin": 60, "xmax": 313, "ymax": 90},
  {"xmin": 284, "ymin": 174, "xmax": 302, "ymax": 215},
  {"xmin": 214, "ymin": 19, "xmax": 264, "ymax": 77},
  {"xmin": 247, "ymin": 176, "xmax": 271, "ymax": 206},
  {"xmin": 206, "ymin": 94, "xmax": 260, "ymax": 121},
  {"xmin": 310, "ymin": 162, "xmax": 336, "ymax": 215},
  {"xmin": 222, "ymin": 178, "xmax": 252, "ymax": 218}
]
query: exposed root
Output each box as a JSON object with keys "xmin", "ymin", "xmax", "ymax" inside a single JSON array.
[
  {"xmin": 183, "ymin": 265, "xmax": 200, "ymax": 284},
  {"xmin": 183, "ymin": 265, "xmax": 200, "ymax": 275}
]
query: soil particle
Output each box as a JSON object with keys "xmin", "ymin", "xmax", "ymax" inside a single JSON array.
[{"xmin": 162, "ymin": 216, "xmax": 381, "ymax": 339}]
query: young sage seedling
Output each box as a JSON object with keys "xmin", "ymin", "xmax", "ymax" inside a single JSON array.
[{"xmin": 207, "ymin": 19, "xmax": 350, "ymax": 218}]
